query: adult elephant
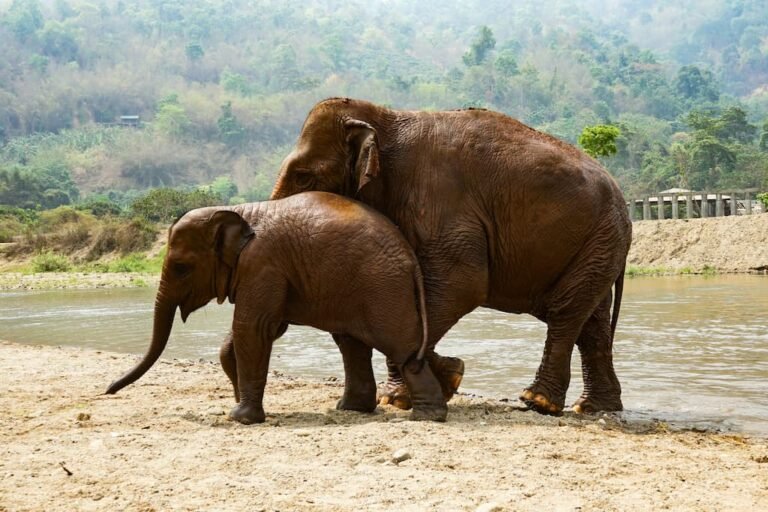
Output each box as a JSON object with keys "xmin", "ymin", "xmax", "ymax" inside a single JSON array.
[{"xmin": 271, "ymin": 98, "xmax": 632, "ymax": 415}]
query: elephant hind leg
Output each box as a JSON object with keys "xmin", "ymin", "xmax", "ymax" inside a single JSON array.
[
  {"xmin": 572, "ymin": 295, "xmax": 622, "ymax": 413},
  {"xmin": 400, "ymin": 356, "xmax": 447, "ymax": 422},
  {"xmin": 378, "ymin": 352, "xmax": 465, "ymax": 410},
  {"xmin": 522, "ymin": 250, "xmax": 621, "ymax": 415}
]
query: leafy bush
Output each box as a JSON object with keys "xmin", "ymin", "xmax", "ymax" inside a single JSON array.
[
  {"xmin": 130, "ymin": 188, "xmax": 222, "ymax": 223},
  {"xmin": 757, "ymin": 192, "xmax": 768, "ymax": 211},
  {"xmin": 31, "ymin": 251, "xmax": 72, "ymax": 272},
  {"xmin": 75, "ymin": 198, "xmax": 124, "ymax": 217},
  {"xmin": 87, "ymin": 217, "xmax": 157, "ymax": 260}
]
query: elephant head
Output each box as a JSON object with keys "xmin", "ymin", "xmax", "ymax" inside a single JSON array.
[
  {"xmin": 271, "ymin": 98, "xmax": 383, "ymax": 200},
  {"xmin": 105, "ymin": 208, "xmax": 254, "ymax": 394}
]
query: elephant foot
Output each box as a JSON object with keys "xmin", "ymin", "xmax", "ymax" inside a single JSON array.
[
  {"xmin": 572, "ymin": 393, "xmax": 623, "ymax": 414},
  {"xmin": 428, "ymin": 355, "xmax": 465, "ymax": 402},
  {"xmin": 229, "ymin": 402, "xmax": 265, "ymax": 425},
  {"xmin": 336, "ymin": 395, "xmax": 377, "ymax": 413},
  {"xmin": 520, "ymin": 388, "xmax": 564, "ymax": 416},
  {"xmin": 377, "ymin": 380, "xmax": 412, "ymax": 410},
  {"xmin": 410, "ymin": 404, "xmax": 448, "ymax": 422}
]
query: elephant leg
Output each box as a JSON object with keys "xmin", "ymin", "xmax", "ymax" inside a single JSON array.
[
  {"xmin": 399, "ymin": 356, "xmax": 447, "ymax": 422},
  {"xmin": 219, "ymin": 332, "xmax": 239, "ymax": 402},
  {"xmin": 521, "ymin": 321, "xmax": 579, "ymax": 415},
  {"xmin": 378, "ymin": 252, "xmax": 483, "ymax": 409},
  {"xmin": 521, "ymin": 252, "xmax": 619, "ymax": 415},
  {"xmin": 378, "ymin": 359, "xmax": 412, "ymax": 409},
  {"xmin": 572, "ymin": 295, "xmax": 622, "ymax": 413},
  {"xmin": 332, "ymin": 334, "xmax": 377, "ymax": 413},
  {"xmin": 379, "ymin": 351, "xmax": 464, "ymax": 410},
  {"xmin": 228, "ymin": 316, "xmax": 281, "ymax": 425}
]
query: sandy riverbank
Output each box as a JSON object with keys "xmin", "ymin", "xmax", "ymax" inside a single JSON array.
[
  {"xmin": 629, "ymin": 214, "xmax": 768, "ymax": 273},
  {"xmin": 1, "ymin": 341, "xmax": 766, "ymax": 511}
]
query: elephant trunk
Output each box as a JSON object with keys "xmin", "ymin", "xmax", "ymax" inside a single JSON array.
[{"xmin": 104, "ymin": 288, "xmax": 177, "ymax": 394}]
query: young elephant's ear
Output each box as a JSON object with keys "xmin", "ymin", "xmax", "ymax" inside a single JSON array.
[
  {"xmin": 345, "ymin": 119, "xmax": 380, "ymax": 194},
  {"xmin": 211, "ymin": 210, "xmax": 254, "ymax": 303}
]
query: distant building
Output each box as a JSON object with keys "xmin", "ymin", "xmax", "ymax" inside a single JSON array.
[{"xmin": 118, "ymin": 115, "xmax": 141, "ymax": 127}]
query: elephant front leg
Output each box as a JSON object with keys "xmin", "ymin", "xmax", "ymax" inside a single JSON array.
[
  {"xmin": 333, "ymin": 334, "xmax": 377, "ymax": 413},
  {"xmin": 377, "ymin": 359, "xmax": 412, "ymax": 410},
  {"xmin": 228, "ymin": 316, "xmax": 282, "ymax": 425},
  {"xmin": 219, "ymin": 332, "xmax": 239, "ymax": 402}
]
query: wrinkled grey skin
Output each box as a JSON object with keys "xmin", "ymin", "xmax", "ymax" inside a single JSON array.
[
  {"xmin": 106, "ymin": 192, "xmax": 447, "ymax": 424},
  {"xmin": 271, "ymin": 98, "xmax": 632, "ymax": 415}
]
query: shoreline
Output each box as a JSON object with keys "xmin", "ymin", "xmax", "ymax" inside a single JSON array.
[{"xmin": 1, "ymin": 341, "xmax": 767, "ymax": 511}]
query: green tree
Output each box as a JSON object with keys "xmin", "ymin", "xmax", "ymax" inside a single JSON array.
[
  {"xmin": 675, "ymin": 65, "xmax": 719, "ymax": 102},
  {"xmin": 578, "ymin": 125, "xmax": 621, "ymax": 158},
  {"xmin": 154, "ymin": 95, "xmax": 190, "ymax": 140},
  {"xmin": 3, "ymin": 0, "xmax": 43, "ymax": 42},
  {"xmin": 759, "ymin": 119, "xmax": 768, "ymax": 152},
  {"xmin": 217, "ymin": 102, "xmax": 245, "ymax": 148},
  {"xmin": 716, "ymin": 106, "xmax": 756, "ymax": 144},
  {"xmin": 463, "ymin": 26, "xmax": 496, "ymax": 66},
  {"xmin": 39, "ymin": 21, "xmax": 79, "ymax": 62},
  {"xmin": 185, "ymin": 42, "xmax": 204, "ymax": 62},
  {"xmin": 204, "ymin": 176, "xmax": 238, "ymax": 203},
  {"xmin": 494, "ymin": 49, "xmax": 519, "ymax": 77}
]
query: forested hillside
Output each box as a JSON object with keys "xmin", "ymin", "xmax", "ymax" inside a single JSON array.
[{"xmin": 1, "ymin": 0, "xmax": 767, "ymax": 211}]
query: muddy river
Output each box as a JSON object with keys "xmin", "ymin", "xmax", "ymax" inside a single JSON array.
[{"xmin": 1, "ymin": 275, "xmax": 766, "ymax": 435}]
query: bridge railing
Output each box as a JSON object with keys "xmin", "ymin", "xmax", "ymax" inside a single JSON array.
[{"xmin": 627, "ymin": 189, "xmax": 766, "ymax": 221}]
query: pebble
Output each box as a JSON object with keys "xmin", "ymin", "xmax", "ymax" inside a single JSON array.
[
  {"xmin": 475, "ymin": 503, "xmax": 503, "ymax": 512},
  {"xmin": 391, "ymin": 448, "xmax": 412, "ymax": 464}
]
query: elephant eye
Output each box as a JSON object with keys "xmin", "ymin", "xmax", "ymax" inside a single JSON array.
[
  {"xmin": 295, "ymin": 171, "xmax": 316, "ymax": 189},
  {"xmin": 172, "ymin": 262, "xmax": 192, "ymax": 278}
]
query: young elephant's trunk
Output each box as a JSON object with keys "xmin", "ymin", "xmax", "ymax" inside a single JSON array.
[{"xmin": 104, "ymin": 291, "xmax": 177, "ymax": 394}]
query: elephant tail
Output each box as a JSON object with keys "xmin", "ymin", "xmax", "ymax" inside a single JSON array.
[
  {"xmin": 610, "ymin": 266, "xmax": 625, "ymax": 340},
  {"xmin": 414, "ymin": 266, "xmax": 430, "ymax": 362}
]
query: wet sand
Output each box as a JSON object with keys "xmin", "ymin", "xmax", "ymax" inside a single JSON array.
[{"xmin": 1, "ymin": 341, "xmax": 766, "ymax": 512}]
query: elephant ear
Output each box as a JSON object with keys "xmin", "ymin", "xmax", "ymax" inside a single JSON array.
[
  {"xmin": 345, "ymin": 119, "xmax": 380, "ymax": 194},
  {"xmin": 211, "ymin": 210, "xmax": 254, "ymax": 304}
]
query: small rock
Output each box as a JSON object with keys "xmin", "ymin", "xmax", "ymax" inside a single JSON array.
[
  {"xmin": 76, "ymin": 412, "xmax": 91, "ymax": 421},
  {"xmin": 391, "ymin": 448, "xmax": 412, "ymax": 464},
  {"xmin": 475, "ymin": 503, "xmax": 503, "ymax": 512},
  {"xmin": 597, "ymin": 418, "xmax": 607, "ymax": 426}
]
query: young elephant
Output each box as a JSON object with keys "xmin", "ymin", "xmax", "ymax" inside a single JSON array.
[{"xmin": 105, "ymin": 191, "xmax": 447, "ymax": 424}]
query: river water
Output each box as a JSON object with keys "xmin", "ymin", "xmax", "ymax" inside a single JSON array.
[{"xmin": 1, "ymin": 275, "xmax": 766, "ymax": 436}]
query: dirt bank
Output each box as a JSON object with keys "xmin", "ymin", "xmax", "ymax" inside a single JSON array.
[
  {"xmin": 1, "ymin": 341, "xmax": 766, "ymax": 512},
  {"xmin": 628, "ymin": 214, "xmax": 768, "ymax": 273}
]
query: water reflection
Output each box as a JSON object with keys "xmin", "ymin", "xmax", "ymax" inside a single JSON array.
[{"xmin": 1, "ymin": 275, "xmax": 766, "ymax": 435}]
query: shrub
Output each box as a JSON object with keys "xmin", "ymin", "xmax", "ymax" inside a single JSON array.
[
  {"xmin": 130, "ymin": 188, "xmax": 221, "ymax": 223},
  {"xmin": 757, "ymin": 192, "xmax": 768, "ymax": 211},
  {"xmin": 32, "ymin": 251, "xmax": 72, "ymax": 272},
  {"xmin": 87, "ymin": 217, "xmax": 157, "ymax": 260}
]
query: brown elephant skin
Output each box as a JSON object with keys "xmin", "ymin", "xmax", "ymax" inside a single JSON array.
[
  {"xmin": 105, "ymin": 191, "xmax": 447, "ymax": 424},
  {"xmin": 271, "ymin": 98, "xmax": 633, "ymax": 415}
]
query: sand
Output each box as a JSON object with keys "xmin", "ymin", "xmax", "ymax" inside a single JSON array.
[
  {"xmin": 1, "ymin": 341, "xmax": 766, "ymax": 512},
  {"xmin": 628, "ymin": 214, "xmax": 768, "ymax": 273}
]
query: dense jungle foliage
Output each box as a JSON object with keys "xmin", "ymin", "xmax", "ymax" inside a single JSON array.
[{"xmin": 1, "ymin": 0, "xmax": 767, "ymax": 221}]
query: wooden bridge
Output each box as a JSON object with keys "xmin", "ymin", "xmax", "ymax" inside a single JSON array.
[{"xmin": 626, "ymin": 188, "xmax": 766, "ymax": 221}]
